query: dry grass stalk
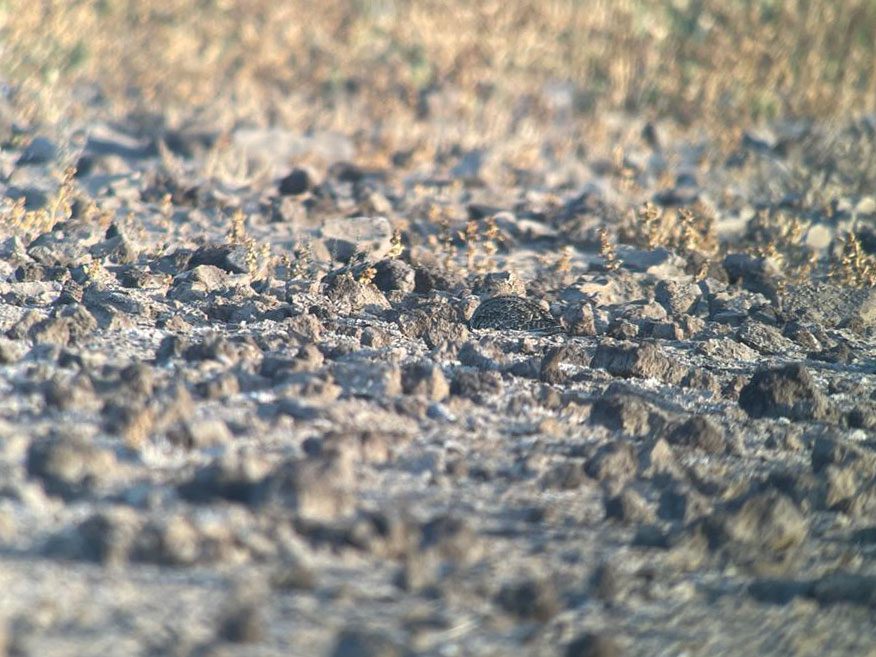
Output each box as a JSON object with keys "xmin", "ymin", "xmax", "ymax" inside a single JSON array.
[{"xmin": 599, "ymin": 227, "xmax": 621, "ymax": 272}]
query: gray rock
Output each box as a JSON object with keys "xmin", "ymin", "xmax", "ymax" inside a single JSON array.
[
  {"xmin": 260, "ymin": 454, "xmax": 355, "ymax": 521},
  {"xmin": 736, "ymin": 321, "xmax": 795, "ymax": 355},
  {"xmin": 591, "ymin": 341, "xmax": 685, "ymax": 383},
  {"xmin": 167, "ymin": 418, "xmax": 233, "ymax": 449},
  {"xmin": 43, "ymin": 507, "xmax": 140, "ymax": 564},
  {"xmin": 372, "ymin": 259, "xmax": 415, "ymax": 293},
  {"xmin": 178, "ymin": 453, "xmax": 268, "ymax": 505},
  {"xmin": 585, "ymin": 442, "xmax": 637, "ymax": 490},
  {"xmin": 655, "ymin": 279, "xmax": 702, "ymax": 316},
  {"xmin": 278, "ymin": 167, "xmax": 314, "ymax": 195},
  {"xmin": 739, "ymin": 364, "xmax": 838, "ymax": 422},
  {"xmin": 402, "ymin": 361, "xmax": 449, "ymax": 401},
  {"xmin": 783, "ymin": 282, "xmax": 876, "ymax": 333},
  {"xmin": 320, "ymin": 216, "xmax": 393, "ymax": 264},
  {"xmin": 605, "ymin": 487, "xmax": 655, "ymax": 523},
  {"xmin": 565, "ymin": 632, "xmax": 623, "ymax": 657},
  {"xmin": 812, "ymin": 573, "xmax": 876, "ymax": 607},
  {"xmin": 333, "ymin": 361, "xmax": 402, "ymax": 398},
  {"xmin": 330, "ymin": 628, "xmax": 405, "ymax": 657},
  {"xmin": 495, "ymin": 577, "xmax": 560, "ymax": 622},
  {"xmin": 27, "ymin": 433, "xmax": 116, "ymax": 499},
  {"xmin": 323, "ymin": 272, "xmax": 390, "ymax": 313},
  {"xmin": 561, "ymin": 302, "xmax": 597, "ymax": 336},
  {"xmin": 706, "ymin": 491, "xmax": 807, "ymax": 560},
  {"xmin": 17, "ymin": 136, "xmax": 58, "ymax": 165},
  {"xmin": 591, "ymin": 394, "xmax": 665, "ymax": 437},
  {"xmin": 667, "ymin": 416, "xmax": 728, "ymax": 454}
]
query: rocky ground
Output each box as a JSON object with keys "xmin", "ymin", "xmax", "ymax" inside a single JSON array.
[{"xmin": 0, "ymin": 107, "xmax": 875, "ymax": 657}]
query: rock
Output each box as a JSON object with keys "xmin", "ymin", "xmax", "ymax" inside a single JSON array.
[
  {"xmin": 330, "ymin": 628, "xmax": 405, "ymax": 657},
  {"xmin": 449, "ymin": 368, "xmax": 503, "ymax": 402},
  {"xmin": 217, "ymin": 599, "xmax": 265, "ymax": 643},
  {"xmin": 89, "ymin": 234, "xmax": 139, "ymax": 264},
  {"xmin": 722, "ymin": 252, "xmax": 780, "ymax": 299},
  {"xmin": 320, "ymin": 216, "xmax": 393, "ymax": 264},
  {"xmin": 812, "ymin": 573, "xmax": 876, "ymax": 607},
  {"xmin": 680, "ymin": 368, "xmax": 721, "ymax": 395},
  {"xmin": 260, "ymin": 454, "xmax": 355, "ymax": 521},
  {"xmin": 28, "ymin": 305, "xmax": 98, "ymax": 347},
  {"xmin": 43, "ymin": 507, "xmax": 141, "ymax": 564},
  {"xmin": 561, "ymin": 302, "xmax": 597, "ymax": 336},
  {"xmin": 782, "ymin": 282, "xmax": 876, "ymax": 333},
  {"xmin": 667, "ymin": 416, "xmax": 728, "ymax": 454},
  {"xmin": 615, "ymin": 245, "xmax": 684, "ymax": 276},
  {"xmin": 132, "ymin": 514, "xmax": 208, "ymax": 566},
  {"xmin": 590, "ymin": 341, "xmax": 685, "ymax": 383},
  {"xmin": 0, "ymin": 281, "xmax": 62, "ymax": 305},
  {"xmin": 540, "ymin": 462, "xmax": 589, "ymax": 491},
  {"xmin": 655, "ymin": 280, "xmax": 701, "ymax": 316},
  {"xmin": 495, "ymin": 577, "xmax": 560, "ymax": 622},
  {"xmin": 372, "ymin": 259, "xmax": 415, "ymax": 293},
  {"xmin": 585, "ymin": 442, "xmax": 637, "ymax": 490},
  {"xmin": 26, "ymin": 433, "xmax": 116, "ymax": 499},
  {"xmin": 18, "ymin": 136, "xmax": 58, "ymax": 165},
  {"xmin": 278, "ymin": 167, "xmax": 314, "ymax": 195},
  {"xmin": 810, "ymin": 433, "xmax": 874, "ymax": 474},
  {"xmin": 413, "ymin": 263, "xmax": 465, "ymax": 294},
  {"xmin": 638, "ymin": 438, "xmax": 680, "ymax": 478},
  {"xmin": 178, "ymin": 453, "xmax": 269, "ymax": 505},
  {"xmin": 605, "ymin": 487, "xmax": 655, "ymax": 523},
  {"xmin": 747, "ymin": 577, "xmax": 813, "ymax": 605},
  {"xmin": 333, "ymin": 361, "xmax": 402, "ymax": 398},
  {"xmin": 402, "ymin": 361, "xmax": 449, "ymax": 400},
  {"xmin": 27, "ymin": 221, "xmax": 102, "ymax": 265},
  {"xmin": 540, "ymin": 346, "xmax": 570, "ymax": 385},
  {"xmin": 42, "ymin": 374, "xmax": 99, "ymax": 411},
  {"xmin": 591, "ymin": 394, "xmax": 664, "ymax": 437},
  {"xmin": 323, "ymin": 272, "xmax": 390, "ymax": 313},
  {"xmin": 565, "ymin": 632, "xmax": 623, "ymax": 657},
  {"xmin": 708, "ymin": 289, "xmax": 772, "ymax": 325},
  {"xmin": 847, "ymin": 403, "xmax": 876, "ymax": 430},
  {"xmin": 808, "ymin": 342, "xmax": 854, "ymax": 364},
  {"xmin": 456, "ymin": 341, "xmax": 502, "ymax": 371},
  {"xmin": 705, "ymin": 491, "xmax": 807, "ymax": 562},
  {"xmin": 232, "ymin": 128, "xmax": 354, "ymax": 169},
  {"xmin": 606, "ymin": 319, "xmax": 639, "ymax": 340},
  {"xmin": 739, "ymin": 364, "xmax": 838, "ymax": 422},
  {"xmin": 696, "ymin": 337, "xmax": 760, "ymax": 362},
  {"xmin": 0, "ymin": 337, "xmax": 25, "ymax": 364},
  {"xmin": 168, "ymin": 264, "xmax": 230, "ymax": 300},
  {"xmin": 736, "ymin": 321, "xmax": 795, "ymax": 355},
  {"xmin": 315, "ymin": 431, "xmax": 396, "ymax": 465},
  {"xmin": 167, "ymin": 418, "xmax": 233, "ymax": 449},
  {"xmin": 189, "ymin": 244, "xmax": 253, "ymax": 274}
]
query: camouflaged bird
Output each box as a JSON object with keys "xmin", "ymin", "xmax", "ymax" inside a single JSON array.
[{"xmin": 469, "ymin": 295, "xmax": 564, "ymax": 336}]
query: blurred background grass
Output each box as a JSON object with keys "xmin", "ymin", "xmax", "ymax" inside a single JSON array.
[{"xmin": 2, "ymin": 0, "xmax": 875, "ymax": 136}]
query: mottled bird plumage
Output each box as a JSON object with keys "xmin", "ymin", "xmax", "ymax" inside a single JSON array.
[{"xmin": 469, "ymin": 296, "xmax": 564, "ymax": 335}]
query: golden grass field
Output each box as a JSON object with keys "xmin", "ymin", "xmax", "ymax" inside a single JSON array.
[{"xmin": 4, "ymin": 0, "xmax": 876, "ymax": 132}]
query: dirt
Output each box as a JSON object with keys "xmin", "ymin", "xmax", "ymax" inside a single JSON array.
[{"xmin": 0, "ymin": 109, "xmax": 875, "ymax": 657}]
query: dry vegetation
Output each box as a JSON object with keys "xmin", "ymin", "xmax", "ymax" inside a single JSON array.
[
  {"xmin": 2, "ymin": 0, "xmax": 876, "ymax": 285},
  {"xmin": 4, "ymin": 1, "xmax": 876, "ymax": 133}
]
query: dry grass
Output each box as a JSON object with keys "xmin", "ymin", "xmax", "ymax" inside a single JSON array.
[
  {"xmin": 3, "ymin": 0, "xmax": 876, "ymax": 137},
  {"xmin": 3, "ymin": 1, "xmax": 876, "ymax": 288}
]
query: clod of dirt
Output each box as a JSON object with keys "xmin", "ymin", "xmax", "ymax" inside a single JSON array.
[
  {"xmin": 26, "ymin": 433, "xmax": 116, "ymax": 499},
  {"xmin": 739, "ymin": 363, "xmax": 838, "ymax": 422}
]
